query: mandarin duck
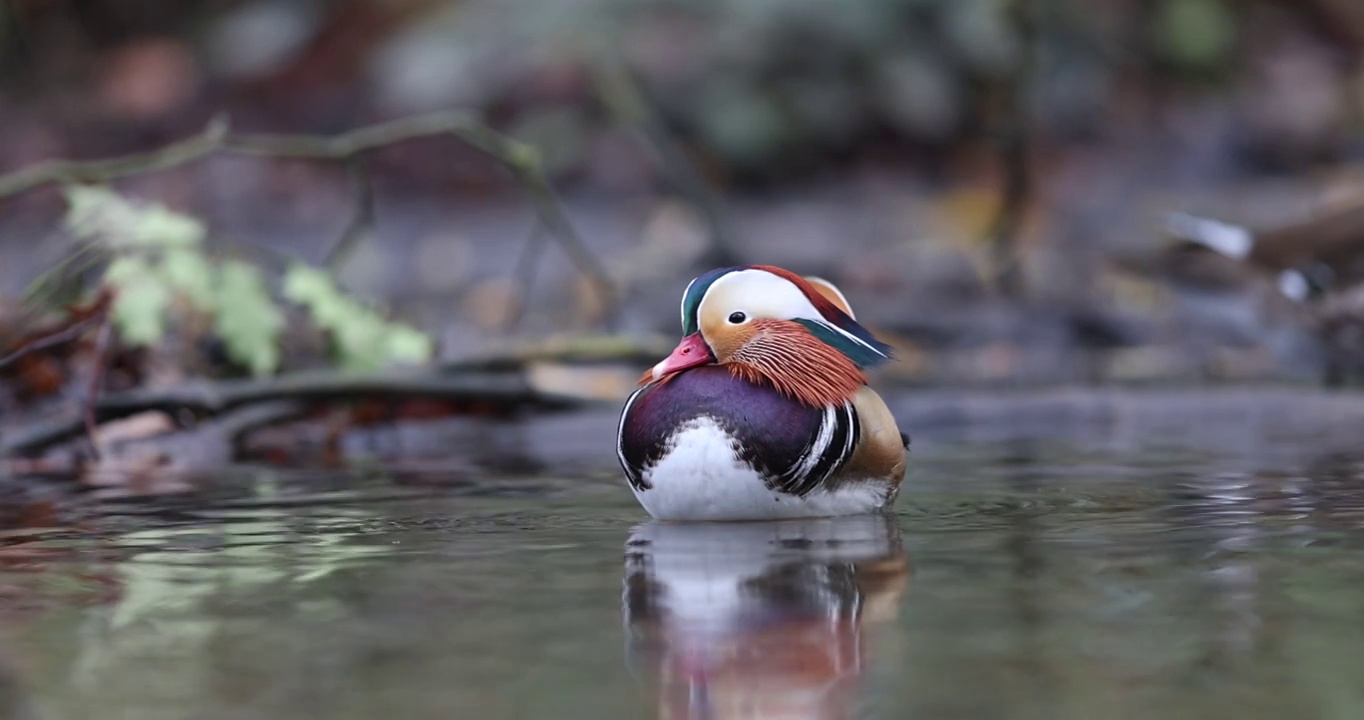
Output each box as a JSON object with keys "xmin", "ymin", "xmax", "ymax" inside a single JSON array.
[{"xmin": 616, "ymin": 265, "xmax": 908, "ymax": 521}]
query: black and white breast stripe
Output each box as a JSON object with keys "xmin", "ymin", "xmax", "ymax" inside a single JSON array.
[
  {"xmin": 617, "ymin": 386, "xmax": 649, "ymax": 491},
  {"xmin": 764, "ymin": 402, "xmax": 859, "ymax": 498}
]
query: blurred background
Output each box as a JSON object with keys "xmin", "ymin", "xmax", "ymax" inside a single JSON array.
[
  {"xmin": 4, "ymin": 0, "xmax": 1364, "ymax": 388},
  {"xmin": 6, "ymin": 6, "xmax": 1364, "ymax": 716}
]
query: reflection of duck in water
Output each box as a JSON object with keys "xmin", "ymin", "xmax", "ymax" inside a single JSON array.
[{"xmin": 622, "ymin": 515, "xmax": 908, "ymax": 719}]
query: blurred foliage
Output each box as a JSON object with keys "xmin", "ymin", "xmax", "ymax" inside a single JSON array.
[
  {"xmin": 1, "ymin": 0, "xmax": 1363, "ymax": 389},
  {"xmin": 0, "ymin": 0, "xmax": 1359, "ymax": 186},
  {"xmin": 67, "ymin": 186, "xmax": 213, "ymax": 346},
  {"xmin": 1154, "ymin": 0, "xmax": 1238, "ymax": 71},
  {"xmin": 214, "ymin": 260, "xmax": 285, "ymax": 376},
  {"xmin": 283, "ymin": 264, "xmax": 433, "ymax": 372},
  {"xmin": 61, "ymin": 186, "xmax": 432, "ymax": 376}
]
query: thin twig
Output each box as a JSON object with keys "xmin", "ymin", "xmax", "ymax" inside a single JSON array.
[
  {"xmin": 0, "ymin": 313, "xmax": 103, "ymax": 370},
  {"xmin": 985, "ymin": 0, "xmax": 1038, "ymax": 300},
  {"xmin": 21, "ymin": 241, "xmax": 106, "ymax": 304},
  {"xmin": 83, "ymin": 317, "xmax": 113, "ymax": 459},
  {"xmin": 0, "ymin": 118, "xmax": 231, "ymax": 197},
  {"xmin": 519, "ymin": 177, "xmax": 618, "ymax": 326},
  {"xmin": 507, "ymin": 221, "xmax": 548, "ymax": 330},
  {"xmin": 324, "ymin": 157, "xmax": 375, "ymax": 270},
  {"xmin": 219, "ymin": 112, "xmax": 527, "ymax": 162},
  {"xmin": 0, "ymin": 111, "xmax": 616, "ymax": 321}
]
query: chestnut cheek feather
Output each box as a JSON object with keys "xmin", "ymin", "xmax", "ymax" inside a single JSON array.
[
  {"xmin": 642, "ymin": 321, "xmax": 867, "ymax": 403},
  {"xmin": 727, "ymin": 320, "xmax": 867, "ymax": 407}
]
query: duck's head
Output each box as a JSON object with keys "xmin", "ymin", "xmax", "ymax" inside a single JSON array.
[{"xmin": 648, "ymin": 265, "xmax": 894, "ymax": 406}]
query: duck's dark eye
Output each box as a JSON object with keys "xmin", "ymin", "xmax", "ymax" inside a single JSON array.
[{"xmin": 728, "ymin": 312, "xmax": 747, "ymax": 324}]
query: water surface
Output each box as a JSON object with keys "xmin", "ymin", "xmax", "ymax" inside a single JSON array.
[{"xmin": 3, "ymin": 391, "xmax": 1364, "ymax": 719}]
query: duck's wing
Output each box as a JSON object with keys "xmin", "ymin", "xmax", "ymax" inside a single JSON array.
[{"xmin": 838, "ymin": 386, "xmax": 907, "ymax": 489}]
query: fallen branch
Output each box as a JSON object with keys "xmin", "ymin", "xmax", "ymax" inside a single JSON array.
[
  {"xmin": 0, "ymin": 368, "xmax": 588, "ymax": 458},
  {"xmin": 94, "ymin": 400, "xmax": 308, "ymax": 472},
  {"xmin": 1, "ymin": 111, "xmax": 617, "ymax": 323},
  {"xmin": 0, "ymin": 402, "xmax": 310, "ymax": 490}
]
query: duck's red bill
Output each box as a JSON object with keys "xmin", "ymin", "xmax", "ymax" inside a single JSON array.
[{"xmin": 651, "ymin": 333, "xmax": 714, "ymax": 381}]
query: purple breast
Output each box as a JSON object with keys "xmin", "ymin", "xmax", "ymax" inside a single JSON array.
[{"xmin": 618, "ymin": 365, "xmax": 824, "ymax": 488}]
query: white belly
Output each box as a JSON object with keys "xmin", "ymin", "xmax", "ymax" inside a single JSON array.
[{"xmin": 632, "ymin": 418, "xmax": 889, "ymax": 521}]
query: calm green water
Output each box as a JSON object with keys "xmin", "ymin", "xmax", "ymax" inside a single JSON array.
[{"xmin": 3, "ymin": 394, "xmax": 1364, "ymax": 720}]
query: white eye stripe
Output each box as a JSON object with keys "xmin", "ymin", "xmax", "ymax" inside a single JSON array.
[{"xmin": 698, "ymin": 270, "xmax": 820, "ymax": 327}]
